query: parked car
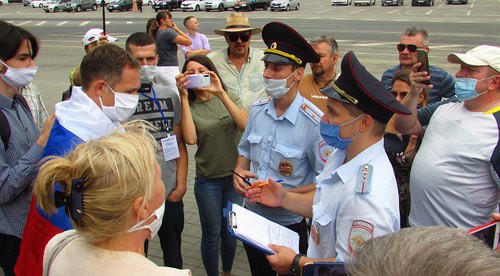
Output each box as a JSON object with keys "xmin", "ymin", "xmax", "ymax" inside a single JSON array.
[
  {"xmin": 181, "ymin": 0, "xmax": 205, "ymax": 11},
  {"xmin": 353, "ymin": 0, "xmax": 375, "ymax": 5},
  {"xmin": 23, "ymin": 0, "xmax": 32, "ymax": 6},
  {"xmin": 270, "ymin": 0, "xmax": 299, "ymax": 11},
  {"xmin": 331, "ymin": 0, "xmax": 351, "ymax": 4},
  {"xmin": 152, "ymin": 0, "xmax": 182, "ymax": 11},
  {"xmin": 107, "ymin": 0, "xmax": 133, "ymax": 11},
  {"xmin": 64, "ymin": 0, "xmax": 98, "ymax": 11},
  {"xmin": 31, "ymin": 0, "xmax": 49, "ymax": 7},
  {"xmin": 381, "ymin": 0, "xmax": 402, "ymax": 5},
  {"xmin": 411, "ymin": 0, "xmax": 433, "ymax": 5},
  {"xmin": 205, "ymin": 0, "xmax": 235, "ymax": 11},
  {"xmin": 446, "ymin": 0, "xmax": 467, "ymax": 4},
  {"xmin": 43, "ymin": 0, "xmax": 70, "ymax": 11},
  {"xmin": 233, "ymin": 0, "xmax": 270, "ymax": 11}
]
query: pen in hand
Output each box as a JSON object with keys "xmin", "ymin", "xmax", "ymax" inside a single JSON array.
[
  {"xmin": 245, "ymin": 179, "xmax": 283, "ymax": 190},
  {"xmin": 230, "ymin": 169, "xmax": 252, "ymax": 186}
]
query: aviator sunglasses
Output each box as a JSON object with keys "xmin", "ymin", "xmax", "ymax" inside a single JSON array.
[
  {"xmin": 397, "ymin": 44, "xmax": 418, "ymax": 52},
  {"xmin": 227, "ymin": 33, "xmax": 250, "ymax": 43}
]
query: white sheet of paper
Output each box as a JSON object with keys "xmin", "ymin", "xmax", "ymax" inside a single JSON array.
[
  {"xmin": 230, "ymin": 203, "xmax": 299, "ymax": 254},
  {"xmin": 161, "ymin": 135, "xmax": 180, "ymax": 162}
]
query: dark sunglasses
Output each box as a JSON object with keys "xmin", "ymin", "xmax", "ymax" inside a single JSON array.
[
  {"xmin": 390, "ymin": 91, "xmax": 408, "ymax": 99},
  {"xmin": 397, "ymin": 44, "xmax": 418, "ymax": 52},
  {"xmin": 227, "ymin": 33, "xmax": 250, "ymax": 43}
]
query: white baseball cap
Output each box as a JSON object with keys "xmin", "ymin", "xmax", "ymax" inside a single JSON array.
[
  {"xmin": 447, "ymin": 45, "xmax": 500, "ymax": 73},
  {"xmin": 82, "ymin": 28, "xmax": 118, "ymax": 46}
]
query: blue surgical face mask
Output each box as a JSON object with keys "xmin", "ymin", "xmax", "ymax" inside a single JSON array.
[
  {"xmin": 320, "ymin": 115, "xmax": 363, "ymax": 150},
  {"xmin": 454, "ymin": 76, "xmax": 492, "ymax": 102},
  {"xmin": 263, "ymin": 70, "xmax": 297, "ymax": 99}
]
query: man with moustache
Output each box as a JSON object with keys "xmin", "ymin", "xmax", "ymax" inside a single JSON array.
[
  {"xmin": 381, "ymin": 27, "xmax": 455, "ymax": 104},
  {"xmin": 208, "ymin": 13, "xmax": 266, "ymax": 111},
  {"xmin": 299, "ymin": 36, "xmax": 339, "ymax": 113}
]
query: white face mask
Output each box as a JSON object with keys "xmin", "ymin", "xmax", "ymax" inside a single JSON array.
[
  {"xmin": 0, "ymin": 59, "xmax": 38, "ymax": 89},
  {"xmin": 128, "ymin": 201, "xmax": 165, "ymax": 240},
  {"xmin": 99, "ymin": 83, "xmax": 139, "ymax": 122},
  {"xmin": 263, "ymin": 70, "xmax": 297, "ymax": 99},
  {"xmin": 140, "ymin": 65, "xmax": 156, "ymax": 84}
]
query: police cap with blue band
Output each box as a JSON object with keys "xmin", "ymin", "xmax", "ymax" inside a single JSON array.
[
  {"xmin": 261, "ymin": 22, "xmax": 320, "ymax": 67},
  {"xmin": 320, "ymin": 51, "xmax": 412, "ymax": 124}
]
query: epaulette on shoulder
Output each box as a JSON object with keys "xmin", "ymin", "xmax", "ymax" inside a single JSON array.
[
  {"xmin": 252, "ymin": 96, "xmax": 272, "ymax": 107},
  {"xmin": 355, "ymin": 164, "xmax": 373, "ymax": 194},
  {"xmin": 300, "ymin": 101, "xmax": 323, "ymax": 125}
]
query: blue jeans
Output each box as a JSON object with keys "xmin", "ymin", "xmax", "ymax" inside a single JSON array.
[{"xmin": 194, "ymin": 176, "xmax": 242, "ymax": 276}]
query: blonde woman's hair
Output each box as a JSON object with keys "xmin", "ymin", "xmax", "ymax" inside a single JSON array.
[{"xmin": 34, "ymin": 121, "xmax": 159, "ymax": 243}]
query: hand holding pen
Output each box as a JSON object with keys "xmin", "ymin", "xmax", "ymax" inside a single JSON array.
[
  {"xmin": 244, "ymin": 178, "xmax": 286, "ymax": 208},
  {"xmin": 231, "ymin": 169, "xmax": 256, "ymax": 196}
]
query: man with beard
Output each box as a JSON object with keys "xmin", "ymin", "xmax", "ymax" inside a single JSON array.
[
  {"xmin": 381, "ymin": 27, "xmax": 455, "ymax": 104},
  {"xmin": 298, "ymin": 36, "xmax": 339, "ymax": 113},
  {"xmin": 208, "ymin": 13, "xmax": 265, "ymax": 111}
]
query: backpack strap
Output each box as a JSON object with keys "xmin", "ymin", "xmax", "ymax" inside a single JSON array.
[
  {"xmin": 0, "ymin": 109, "xmax": 10, "ymax": 151},
  {"xmin": 0, "ymin": 94, "xmax": 32, "ymax": 151}
]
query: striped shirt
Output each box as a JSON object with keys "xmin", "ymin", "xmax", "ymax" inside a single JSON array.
[
  {"xmin": 381, "ymin": 64, "xmax": 455, "ymax": 104},
  {"xmin": 0, "ymin": 93, "xmax": 44, "ymax": 238}
]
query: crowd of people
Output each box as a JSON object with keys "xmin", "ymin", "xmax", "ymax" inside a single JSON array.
[{"xmin": 0, "ymin": 10, "xmax": 499, "ymax": 276}]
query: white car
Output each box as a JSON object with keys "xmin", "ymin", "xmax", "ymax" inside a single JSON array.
[
  {"xmin": 205, "ymin": 0, "xmax": 235, "ymax": 11},
  {"xmin": 31, "ymin": 0, "xmax": 49, "ymax": 7},
  {"xmin": 270, "ymin": 0, "xmax": 299, "ymax": 11},
  {"xmin": 181, "ymin": 0, "xmax": 206, "ymax": 11},
  {"xmin": 353, "ymin": 0, "xmax": 375, "ymax": 5},
  {"xmin": 331, "ymin": 0, "xmax": 351, "ymax": 5},
  {"xmin": 43, "ymin": 0, "xmax": 70, "ymax": 12}
]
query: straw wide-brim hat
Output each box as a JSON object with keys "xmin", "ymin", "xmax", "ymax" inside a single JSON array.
[{"xmin": 214, "ymin": 13, "xmax": 261, "ymax": 35}]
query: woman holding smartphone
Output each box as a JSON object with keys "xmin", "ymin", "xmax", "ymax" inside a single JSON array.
[{"xmin": 176, "ymin": 55, "xmax": 247, "ymax": 276}]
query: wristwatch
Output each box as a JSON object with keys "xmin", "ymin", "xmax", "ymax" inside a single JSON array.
[{"xmin": 290, "ymin": 254, "xmax": 304, "ymax": 276}]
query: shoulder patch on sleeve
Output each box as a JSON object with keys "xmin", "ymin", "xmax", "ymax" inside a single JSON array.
[
  {"xmin": 300, "ymin": 102, "xmax": 323, "ymax": 125},
  {"xmin": 349, "ymin": 220, "xmax": 374, "ymax": 254},
  {"xmin": 355, "ymin": 164, "xmax": 373, "ymax": 194},
  {"xmin": 252, "ymin": 96, "xmax": 272, "ymax": 106},
  {"xmin": 318, "ymin": 141, "xmax": 333, "ymax": 163}
]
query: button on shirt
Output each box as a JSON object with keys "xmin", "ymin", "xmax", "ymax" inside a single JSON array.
[
  {"xmin": 0, "ymin": 93, "xmax": 43, "ymax": 238},
  {"xmin": 208, "ymin": 47, "xmax": 266, "ymax": 111},
  {"xmin": 238, "ymin": 93, "xmax": 326, "ymax": 225},
  {"xmin": 307, "ymin": 139, "xmax": 400, "ymax": 261}
]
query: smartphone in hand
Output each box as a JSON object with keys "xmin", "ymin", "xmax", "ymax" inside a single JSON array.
[
  {"xmin": 468, "ymin": 220, "xmax": 500, "ymax": 250},
  {"xmin": 416, "ymin": 49, "xmax": 431, "ymax": 85},
  {"xmin": 186, "ymin": 74, "xmax": 211, "ymax": 89}
]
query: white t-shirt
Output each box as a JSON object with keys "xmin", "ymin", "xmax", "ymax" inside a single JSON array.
[
  {"xmin": 43, "ymin": 230, "xmax": 192, "ymax": 276},
  {"xmin": 410, "ymin": 102, "xmax": 500, "ymax": 229}
]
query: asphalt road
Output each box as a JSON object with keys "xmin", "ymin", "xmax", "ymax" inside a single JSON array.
[{"xmin": 1, "ymin": 0, "xmax": 499, "ymax": 111}]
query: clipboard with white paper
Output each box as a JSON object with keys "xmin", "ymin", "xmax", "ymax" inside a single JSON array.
[{"xmin": 224, "ymin": 201, "xmax": 300, "ymax": 255}]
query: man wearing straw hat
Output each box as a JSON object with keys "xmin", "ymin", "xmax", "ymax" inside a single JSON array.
[{"xmin": 208, "ymin": 13, "xmax": 266, "ymax": 111}]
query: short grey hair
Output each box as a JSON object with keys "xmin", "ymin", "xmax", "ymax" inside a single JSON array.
[
  {"xmin": 309, "ymin": 35, "xmax": 338, "ymax": 55},
  {"xmin": 403, "ymin": 27, "xmax": 430, "ymax": 46},
  {"xmin": 348, "ymin": 226, "xmax": 500, "ymax": 276}
]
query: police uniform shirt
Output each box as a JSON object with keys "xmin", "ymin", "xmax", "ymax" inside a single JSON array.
[
  {"xmin": 238, "ymin": 93, "xmax": 331, "ymax": 226},
  {"xmin": 307, "ymin": 139, "xmax": 400, "ymax": 261}
]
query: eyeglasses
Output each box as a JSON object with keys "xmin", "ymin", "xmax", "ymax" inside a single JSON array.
[
  {"xmin": 390, "ymin": 91, "xmax": 408, "ymax": 99},
  {"xmin": 227, "ymin": 33, "xmax": 250, "ymax": 43},
  {"xmin": 397, "ymin": 44, "xmax": 418, "ymax": 52}
]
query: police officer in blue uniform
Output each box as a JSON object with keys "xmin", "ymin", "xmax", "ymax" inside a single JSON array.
[
  {"xmin": 233, "ymin": 22, "xmax": 331, "ymax": 276},
  {"xmin": 245, "ymin": 51, "xmax": 412, "ymax": 275}
]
